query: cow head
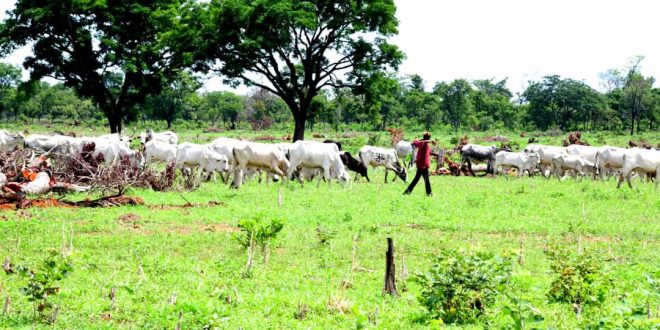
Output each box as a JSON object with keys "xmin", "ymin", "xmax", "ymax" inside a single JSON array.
[
  {"xmin": 395, "ymin": 164, "xmax": 407, "ymax": 182},
  {"xmin": 337, "ymin": 169, "xmax": 351, "ymax": 184},
  {"xmin": 527, "ymin": 152, "xmax": 540, "ymax": 165},
  {"xmin": 213, "ymin": 154, "xmax": 230, "ymax": 172}
]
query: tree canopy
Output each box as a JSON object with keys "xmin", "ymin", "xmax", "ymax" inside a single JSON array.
[
  {"xmin": 182, "ymin": 0, "xmax": 404, "ymax": 141},
  {"xmin": 0, "ymin": 0, "xmax": 189, "ymax": 133}
]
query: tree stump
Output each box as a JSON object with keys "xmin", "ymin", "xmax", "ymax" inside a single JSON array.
[{"xmin": 383, "ymin": 238, "xmax": 399, "ymax": 297}]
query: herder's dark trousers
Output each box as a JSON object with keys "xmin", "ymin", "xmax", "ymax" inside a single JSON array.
[{"xmin": 404, "ymin": 168, "xmax": 431, "ymax": 195}]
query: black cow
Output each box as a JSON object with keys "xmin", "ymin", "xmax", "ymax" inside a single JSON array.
[
  {"xmin": 340, "ymin": 151, "xmax": 369, "ymax": 182},
  {"xmin": 323, "ymin": 139, "xmax": 342, "ymax": 151}
]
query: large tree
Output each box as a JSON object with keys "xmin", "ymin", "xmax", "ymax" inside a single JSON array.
[
  {"xmin": 523, "ymin": 75, "xmax": 604, "ymax": 131},
  {"xmin": 144, "ymin": 72, "xmax": 201, "ymax": 129},
  {"xmin": 184, "ymin": 0, "xmax": 403, "ymax": 141},
  {"xmin": 0, "ymin": 0, "xmax": 188, "ymax": 133},
  {"xmin": 621, "ymin": 72, "xmax": 655, "ymax": 135},
  {"xmin": 0, "ymin": 63, "xmax": 22, "ymax": 118},
  {"xmin": 434, "ymin": 79, "xmax": 474, "ymax": 132},
  {"xmin": 203, "ymin": 91, "xmax": 246, "ymax": 129}
]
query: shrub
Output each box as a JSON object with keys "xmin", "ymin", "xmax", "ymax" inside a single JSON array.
[
  {"xmin": 15, "ymin": 251, "xmax": 73, "ymax": 323},
  {"xmin": 234, "ymin": 217, "xmax": 284, "ymax": 259},
  {"xmin": 545, "ymin": 244, "xmax": 607, "ymax": 315},
  {"xmin": 414, "ymin": 249, "xmax": 513, "ymax": 324}
]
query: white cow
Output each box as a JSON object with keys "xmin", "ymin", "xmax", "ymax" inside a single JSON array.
[
  {"xmin": 523, "ymin": 144, "xmax": 542, "ymax": 154},
  {"xmin": 566, "ymin": 145, "xmax": 599, "ymax": 164},
  {"xmin": 617, "ymin": 148, "xmax": 660, "ymax": 190},
  {"xmin": 286, "ymin": 140, "xmax": 350, "ymax": 186},
  {"xmin": 395, "ymin": 140, "xmax": 417, "ymax": 168},
  {"xmin": 231, "ymin": 142, "xmax": 290, "ymax": 188},
  {"xmin": 144, "ymin": 140, "xmax": 178, "ymax": 164},
  {"xmin": 535, "ymin": 146, "xmax": 567, "ymax": 177},
  {"xmin": 175, "ymin": 142, "xmax": 229, "ymax": 180},
  {"xmin": 99, "ymin": 133, "xmax": 131, "ymax": 148},
  {"xmin": 24, "ymin": 134, "xmax": 79, "ymax": 155},
  {"xmin": 210, "ymin": 137, "xmax": 249, "ymax": 183},
  {"xmin": 494, "ymin": 151, "xmax": 540, "ymax": 177},
  {"xmin": 551, "ymin": 154, "xmax": 597, "ymax": 181},
  {"xmin": 83, "ymin": 137, "xmax": 143, "ymax": 167},
  {"xmin": 0, "ymin": 130, "xmax": 24, "ymax": 152},
  {"xmin": 594, "ymin": 146, "xmax": 628, "ymax": 179},
  {"xmin": 358, "ymin": 146, "xmax": 407, "ymax": 183},
  {"xmin": 138, "ymin": 129, "xmax": 178, "ymax": 145}
]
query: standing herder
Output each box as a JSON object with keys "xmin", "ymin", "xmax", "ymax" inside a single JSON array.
[{"xmin": 403, "ymin": 132, "xmax": 433, "ymax": 196}]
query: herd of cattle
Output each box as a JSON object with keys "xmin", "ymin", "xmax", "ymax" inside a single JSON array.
[
  {"xmin": 460, "ymin": 142, "xmax": 660, "ymax": 189},
  {"xmin": 0, "ymin": 129, "xmax": 658, "ymax": 190}
]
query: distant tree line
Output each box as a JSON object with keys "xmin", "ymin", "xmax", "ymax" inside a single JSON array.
[
  {"xmin": 1, "ymin": 1, "xmax": 657, "ymax": 136},
  {"xmin": 0, "ymin": 64, "xmax": 657, "ymax": 135},
  {"xmin": 1, "ymin": 60, "xmax": 657, "ymax": 135}
]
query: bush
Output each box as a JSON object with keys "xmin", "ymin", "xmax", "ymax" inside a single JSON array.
[
  {"xmin": 234, "ymin": 217, "xmax": 284, "ymax": 260},
  {"xmin": 13, "ymin": 251, "xmax": 73, "ymax": 323},
  {"xmin": 545, "ymin": 244, "xmax": 607, "ymax": 315},
  {"xmin": 414, "ymin": 249, "xmax": 513, "ymax": 324}
]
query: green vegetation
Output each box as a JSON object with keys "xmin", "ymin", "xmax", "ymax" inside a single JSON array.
[
  {"xmin": 415, "ymin": 249, "xmax": 513, "ymax": 324},
  {"xmin": 1, "ymin": 2, "xmax": 658, "ymax": 139},
  {"xmin": 0, "ymin": 0, "xmax": 658, "ymax": 327},
  {"xmin": 0, "ymin": 145, "xmax": 658, "ymax": 328}
]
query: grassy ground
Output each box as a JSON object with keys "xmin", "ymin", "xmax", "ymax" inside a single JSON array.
[
  {"xmin": 0, "ymin": 170, "xmax": 658, "ymax": 329},
  {"xmin": 0, "ymin": 124, "xmax": 658, "ymax": 328}
]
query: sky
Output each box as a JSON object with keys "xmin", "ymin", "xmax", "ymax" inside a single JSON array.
[{"xmin": 1, "ymin": 0, "xmax": 658, "ymax": 95}]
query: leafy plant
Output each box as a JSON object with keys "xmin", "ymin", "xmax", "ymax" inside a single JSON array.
[
  {"xmin": 502, "ymin": 291, "xmax": 544, "ymax": 329},
  {"xmin": 316, "ymin": 225, "xmax": 336, "ymax": 246},
  {"xmin": 234, "ymin": 217, "xmax": 284, "ymax": 262},
  {"xmin": 15, "ymin": 251, "xmax": 73, "ymax": 323},
  {"xmin": 544, "ymin": 244, "xmax": 607, "ymax": 315},
  {"xmin": 414, "ymin": 249, "xmax": 513, "ymax": 324}
]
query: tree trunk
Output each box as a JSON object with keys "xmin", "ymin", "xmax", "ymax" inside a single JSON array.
[
  {"xmin": 293, "ymin": 113, "xmax": 306, "ymax": 142},
  {"xmin": 107, "ymin": 111, "xmax": 123, "ymax": 134},
  {"xmin": 630, "ymin": 112, "xmax": 635, "ymax": 136},
  {"xmin": 383, "ymin": 237, "xmax": 399, "ymax": 297},
  {"xmin": 166, "ymin": 118, "xmax": 173, "ymax": 130}
]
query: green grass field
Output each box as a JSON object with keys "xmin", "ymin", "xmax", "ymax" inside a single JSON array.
[
  {"xmin": 0, "ymin": 125, "xmax": 659, "ymax": 328},
  {"xmin": 1, "ymin": 172, "xmax": 659, "ymax": 329}
]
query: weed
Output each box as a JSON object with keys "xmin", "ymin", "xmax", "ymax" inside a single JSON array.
[
  {"xmin": 415, "ymin": 249, "xmax": 513, "ymax": 324},
  {"xmin": 545, "ymin": 244, "xmax": 608, "ymax": 315},
  {"xmin": 14, "ymin": 251, "xmax": 72, "ymax": 324}
]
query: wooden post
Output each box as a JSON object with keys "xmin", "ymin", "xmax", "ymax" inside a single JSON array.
[
  {"xmin": 383, "ymin": 238, "xmax": 399, "ymax": 297},
  {"xmin": 3, "ymin": 296, "xmax": 10, "ymax": 315},
  {"xmin": 109, "ymin": 287, "xmax": 116, "ymax": 311},
  {"xmin": 518, "ymin": 234, "xmax": 525, "ymax": 266}
]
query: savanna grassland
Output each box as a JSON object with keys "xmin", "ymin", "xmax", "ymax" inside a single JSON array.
[{"xmin": 0, "ymin": 125, "xmax": 659, "ymax": 329}]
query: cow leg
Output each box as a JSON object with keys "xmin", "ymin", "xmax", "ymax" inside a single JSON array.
[
  {"xmin": 224, "ymin": 170, "xmax": 232, "ymax": 185},
  {"xmin": 390, "ymin": 167, "xmax": 398, "ymax": 182},
  {"xmin": 626, "ymin": 171, "xmax": 634, "ymax": 189},
  {"xmin": 655, "ymin": 170, "xmax": 659, "ymax": 190},
  {"xmin": 467, "ymin": 160, "xmax": 476, "ymax": 177},
  {"xmin": 323, "ymin": 167, "xmax": 332, "ymax": 188},
  {"xmin": 317, "ymin": 171, "xmax": 324, "ymax": 188},
  {"xmin": 384, "ymin": 169, "xmax": 388, "ymax": 183},
  {"xmin": 542, "ymin": 164, "xmax": 551, "ymax": 179}
]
